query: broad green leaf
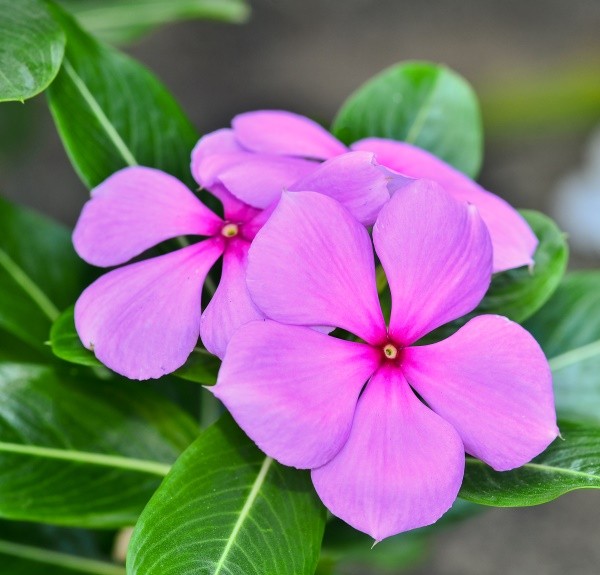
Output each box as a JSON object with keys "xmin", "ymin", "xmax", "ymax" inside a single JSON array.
[
  {"xmin": 460, "ymin": 420, "xmax": 600, "ymax": 506},
  {"xmin": 59, "ymin": 0, "xmax": 250, "ymax": 44},
  {"xmin": 467, "ymin": 210, "xmax": 568, "ymax": 323},
  {"xmin": 320, "ymin": 499, "xmax": 481, "ymax": 574},
  {"xmin": 0, "ymin": 520, "xmax": 124, "ymax": 574},
  {"xmin": 524, "ymin": 271, "xmax": 600, "ymax": 423},
  {"xmin": 0, "ymin": 0, "xmax": 65, "ymax": 102},
  {"xmin": 379, "ymin": 210, "xmax": 568, "ymax": 334},
  {"xmin": 46, "ymin": 4, "xmax": 199, "ymax": 189},
  {"xmin": 50, "ymin": 306, "xmax": 221, "ymax": 384},
  {"xmin": 332, "ymin": 61, "xmax": 483, "ymax": 178},
  {"xmin": 128, "ymin": 415, "xmax": 326, "ymax": 575},
  {"xmin": 0, "ymin": 197, "xmax": 91, "ymax": 351},
  {"xmin": 0, "ymin": 362, "xmax": 198, "ymax": 527}
]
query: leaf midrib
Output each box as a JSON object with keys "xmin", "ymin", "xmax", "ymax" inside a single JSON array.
[
  {"xmin": 212, "ymin": 456, "xmax": 273, "ymax": 575},
  {"xmin": 548, "ymin": 338, "xmax": 600, "ymax": 372},
  {"xmin": 0, "ymin": 247, "xmax": 59, "ymax": 322},
  {"xmin": 0, "ymin": 538, "xmax": 126, "ymax": 575},
  {"xmin": 466, "ymin": 456, "xmax": 600, "ymax": 482},
  {"xmin": 0, "ymin": 441, "xmax": 170, "ymax": 477},
  {"xmin": 62, "ymin": 58, "xmax": 138, "ymax": 168}
]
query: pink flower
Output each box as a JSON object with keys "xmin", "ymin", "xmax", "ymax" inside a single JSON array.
[
  {"xmin": 194, "ymin": 110, "xmax": 538, "ymax": 272},
  {"xmin": 212, "ymin": 182, "xmax": 558, "ymax": 540},
  {"xmin": 73, "ymin": 152, "xmax": 394, "ymax": 379}
]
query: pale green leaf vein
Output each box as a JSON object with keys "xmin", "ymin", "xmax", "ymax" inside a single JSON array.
[
  {"xmin": 0, "ymin": 539, "xmax": 126, "ymax": 575},
  {"xmin": 466, "ymin": 457, "xmax": 600, "ymax": 482},
  {"xmin": 62, "ymin": 58, "xmax": 138, "ymax": 167},
  {"xmin": 0, "ymin": 441, "xmax": 170, "ymax": 477},
  {"xmin": 0, "ymin": 247, "xmax": 59, "ymax": 321},
  {"xmin": 213, "ymin": 456, "xmax": 273, "ymax": 575},
  {"xmin": 549, "ymin": 338, "xmax": 600, "ymax": 372}
]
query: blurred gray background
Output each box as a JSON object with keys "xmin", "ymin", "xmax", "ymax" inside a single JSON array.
[{"xmin": 2, "ymin": 0, "xmax": 600, "ymax": 572}]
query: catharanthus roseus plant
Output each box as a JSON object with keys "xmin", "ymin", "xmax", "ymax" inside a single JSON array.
[
  {"xmin": 213, "ymin": 185, "xmax": 557, "ymax": 540},
  {"xmin": 1, "ymin": 2, "xmax": 598, "ymax": 574}
]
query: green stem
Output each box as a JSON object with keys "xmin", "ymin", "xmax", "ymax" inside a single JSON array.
[{"xmin": 549, "ymin": 338, "xmax": 600, "ymax": 372}]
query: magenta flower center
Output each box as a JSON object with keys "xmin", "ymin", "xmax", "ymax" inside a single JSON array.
[
  {"xmin": 382, "ymin": 343, "xmax": 398, "ymax": 360},
  {"xmin": 221, "ymin": 223, "xmax": 239, "ymax": 238}
]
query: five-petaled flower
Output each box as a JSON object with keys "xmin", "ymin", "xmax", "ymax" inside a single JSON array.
[
  {"xmin": 212, "ymin": 182, "xmax": 558, "ymax": 541},
  {"xmin": 195, "ymin": 110, "xmax": 538, "ymax": 273},
  {"xmin": 73, "ymin": 150, "xmax": 394, "ymax": 379}
]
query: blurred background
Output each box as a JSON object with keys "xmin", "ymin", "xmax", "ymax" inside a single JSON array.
[{"xmin": 1, "ymin": 0, "xmax": 600, "ymax": 572}]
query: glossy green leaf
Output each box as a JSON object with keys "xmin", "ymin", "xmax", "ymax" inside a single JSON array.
[
  {"xmin": 0, "ymin": 520, "xmax": 123, "ymax": 574},
  {"xmin": 460, "ymin": 420, "xmax": 600, "ymax": 506},
  {"xmin": 467, "ymin": 210, "xmax": 568, "ymax": 323},
  {"xmin": 379, "ymin": 210, "xmax": 568, "ymax": 335},
  {"xmin": 0, "ymin": 0, "xmax": 65, "ymax": 102},
  {"xmin": 59, "ymin": 0, "xmax": 250, "ymax": 44},
  {"xmin": 128, "ymin": 415, "xmax": 326, "ymax": 575},
  {"xmin": 332, "ymin": 61, "xmax": 483, "ymax": 178},
  {"xmin": 50, "ymin": 306, "xmax": 102, "ymax": 367},
  {"xmin": 0, "ymin": 197, "xmax": 91, "ymax": 351},
  {"xmin": 524, "ymin": 271, "xmax": 600, "ymax": 423},
  {"xmin": 50, "ymin": 306, "xmax": 221, "ymax": 384},
  {"xmin": 0, "ymin": 362, "xmax": 198, "ymax": 527},
  {"xmin": 46, "ymin": 4, "xmax": 199, "ymax": 189}
]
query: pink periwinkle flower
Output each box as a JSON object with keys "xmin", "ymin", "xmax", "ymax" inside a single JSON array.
[
  {"xmin": 73, "ymin": 150, "xmax": 394, "ymax": 379},
  {"xmin": 212, "ymin": 182, "xmax": 558, "ymax": 541},
  {"xmin": 194, "ymin": 110, "xmax": 538, "ymax": 273}
]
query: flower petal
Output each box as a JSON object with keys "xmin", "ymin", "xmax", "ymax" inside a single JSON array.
[
  {"xmin": 288, "ymin": 151, "xmax": 392, "ymax": 225},
  {"xmin": 233, "ymin": 110, "xmax": 347, "ymax": 159},
  {"xmin": 75, "ymin": 239, "xmax": 223, "ymax": 380},
  {"xmin": 247, "ymin": 191, "xmax": 386, "ymax": 344},
  {"xmin": 353, "ymin": 138, "xmax": 537, "ymax": 272},
  {"xmin": 213, "ymin": 320, "xmax": 379, "ymax": 468},
  {"xmin": 200, "ymin": 240, "xmax": 263, "ymax": 358},
  {"xmin": 403, "ymin": 315, "xmax": 558, "ymax": 471},
  {"xmin": 203, "ymin": 183, "xmax": 261, "ymax": 224},
  {"xmin": 373, "ymin": 180, "xmax": 492, "ymax": 345},
  {"xmin": 217, "ymin": 155, "xmax": 319, "ymax": 209},
  {"xmin": 311, "ymin": 365, "xmax": 464, "ymax": 541},
  {"xmin": 191, "ymin": 128, "xmax": 245, "ymax": 189},
  {"xmin": 73, "ymin": 167, "xmax": 222, "ymax": 267}
]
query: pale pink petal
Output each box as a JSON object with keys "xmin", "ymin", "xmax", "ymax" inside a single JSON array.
[
  {"xmin": 247, "ymin": 192, "xmax": 386, "ymax": 344},
  {"xmin": 191, "ymin": 129, "xmax": 245, "ymax": 188},
  {"xmin": 75, "ymin": 239, "xmax": 223, "ymax": 380},
  {"xmin": 288, "ymin": 151, "xmax": 392, "ymax": 225},
  {"xmin": 218, "ymin": 155, "xmax": 318, "ymax": 209},
  {"xmin": 312, "ymin": 365, "xmax": 464, "ymax": 541},
  {"xmin": 200, "ymin": 240, "xmax": 263, "ymax": 358},
  {"xmin": 403, "ymin": 315, "xmax": 558, "ymax": 471},
  {"xmin": 233, "ymin": 110, "xmax": 347, "ymax": 159},
  {"xmin": 373, "ymin": 180, "xmax": 492, "ymax": 345},
  {"xmin": 73, "ymin": 167, "xmax": 222, "ymax": 267},
  {"xmin": 353, "ymin": 138, "xmax": 537, "ymax": 272},
  {"xmin": 213, "ymin": 320, "xmax": 379, "ymax": 468}
]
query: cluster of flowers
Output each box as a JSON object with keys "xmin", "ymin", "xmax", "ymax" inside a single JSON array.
[{"xmin": 73, "ymin": 111, "xmax": 557, "ymax": 540}]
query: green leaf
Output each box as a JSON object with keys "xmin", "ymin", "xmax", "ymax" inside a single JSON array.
[
  {"xmin": 0, "ymin": 362, "xmax": 198, "ymax": 527},
  {"xmin": 0, "ymin": 0, "xmax": 65, "ymax": 102},
  {"xmin": 524, "ymin": 271, "xmax": 600, "ymax": 423},
  {"xmin": 50, "ymin": 306, "xmax": 221, "ymax": 384},
  {"xmin": 460, "ymin": 420, "xmax": 600, "ymax": 507},
  {"xmin": 0, "ymin": 520, "xmax": 124, "ymax": 574},
  {"xmin": 467, "ymin": 210, "xmax": 568, "ymax": 323},
  {"xmin": 59, "ymin": 0, "xmax": 250, "ymax": 44},
  {"xmin": 128, "ymin": 415, "xmax": 326, "ymax": 575},
  {"xmin": 46, "ymin": 3, "xmax": 199, "ymax": 189},
  {"xmin": 332, "ymin": 61, "xmax": 483, "ymax": 178},
  {"xmin": 0, "ymin": 197, "xmax": 91, "ymax": 351},
  {"xmin": 378, "ymin": 210, "xmax": 568, "ymax": 334}
]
